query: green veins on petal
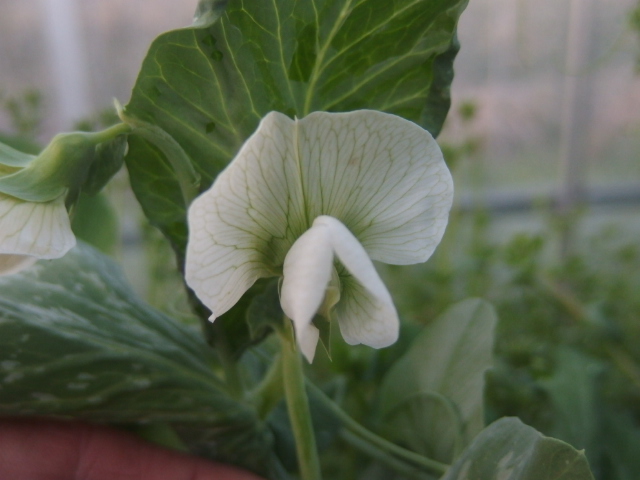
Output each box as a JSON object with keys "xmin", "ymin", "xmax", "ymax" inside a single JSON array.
[{"xmin": 0, "ymin": 194, "xmax": 76, "ymax": 276}]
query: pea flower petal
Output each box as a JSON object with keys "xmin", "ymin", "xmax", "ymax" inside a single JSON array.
[
  {"xmin": 0, "ymin": 193, "xmax": 76, "ymax": 276},
  {"xmin": 185, "ymin": 110, "xmax": 453, "ymax": 360}
]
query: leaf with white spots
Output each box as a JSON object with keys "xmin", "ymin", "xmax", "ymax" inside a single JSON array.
[
  {"xmin": 0, "ymin": 243, "xmax": 252, "ymax": 426},
  {"xmin": 442, "ymin": 417, "xmax": 595, "ymax": 480}
]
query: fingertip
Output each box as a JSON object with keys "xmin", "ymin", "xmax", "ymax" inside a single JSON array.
[{"xmin": 0, "ymin": 419, "xmax": 265, "ymax": 480}]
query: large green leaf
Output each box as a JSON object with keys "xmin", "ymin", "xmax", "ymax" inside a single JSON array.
[
  {"xmin": 442, "ymin": 417, "xmax": 595, "ymax": 480},
  {"xmin": 378, "ymin": 298, "xmax": 497, "ymax": 463},
  {"xmin": 0, "ymin": 243, "xmax": 250, "ymax": 426},
  {"xmin": 124, "ymin": 0, "xmax": 468, "ymax": 253}
]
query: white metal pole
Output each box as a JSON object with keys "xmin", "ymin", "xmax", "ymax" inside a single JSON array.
[
  {"xmin": 40, "ymin": 0, "xmax": 93, "ymax": 131},
  {"xmin": 557, "ymin": 0, "xmax": 596, "ymax": 254}
]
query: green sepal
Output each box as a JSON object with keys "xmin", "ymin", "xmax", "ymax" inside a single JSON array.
[
  {"xmin": 0, "ymin": 124, "xmax": 130, "ymax": 203},
  {"xmin": 81, "ymin": 134, "xmax": 128, "ymax": 196},
  {"xmin": 0, "ymin": 140, "xmax": 36, "ymax": 168},
  {"xmin": 0, "ymin": 132, "xmax": 95, "ymax": 202}
]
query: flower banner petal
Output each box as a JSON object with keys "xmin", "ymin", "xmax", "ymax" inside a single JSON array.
[
  {"xmin": 296, "ymin": 110, "xmax": 453, "ymax": 265},
  {"xmin": 185, "ymin": 112, "xmax": 307, "ymax": 319},
  {"xmin": 0, "ymin": 194, "xmax": 75, "ymax": 275},
  {"xmin": 280, "ymin": 222, "xmax": 333, "ymax": 362}
]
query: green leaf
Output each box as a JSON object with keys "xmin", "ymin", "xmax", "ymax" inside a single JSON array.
[
  {"xmin": 125, "ymin": 0, "xmax": 468, "ymax": 253},
  {"xmin": 125, "ymin": 134, "xmax": 188, "ymax": 253},
  {"xmin": 442, "ymin": 417, "xmax": 595, "ymax": 480},
  {"xmin": 0, "ymin": 243, "xmax": 251, "ymax": 426},
  {"xmin": 378, "ymin": 298, "xmax": 497, "ymax": 463},
  {"xmin": 71, "ymin": 193, "xmax": 120, "ymax": 255},
  {"xmin": 538, "ymin": 348, "xmax": 605, "ymax": 469}
]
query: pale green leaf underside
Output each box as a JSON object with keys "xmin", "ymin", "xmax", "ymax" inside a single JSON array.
[
  {"xmin": 0, "ymin": 243, "xmax": 248, "ymax": 425},
  {"xmin": 379, "ymin": 298, "xmax": 497, "ymax": 459},
  {"xmin": 442, "ymin": 417, "xmax": 595, "ymax": 480},
  {"xmin": 125, "ymin": 0, "xmax": 467, "ymax": 253}
]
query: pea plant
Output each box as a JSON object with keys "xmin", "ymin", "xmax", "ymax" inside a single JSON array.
[{"xmin": 0, "ymin": 1, "xmax": 596, "ymax": 479}]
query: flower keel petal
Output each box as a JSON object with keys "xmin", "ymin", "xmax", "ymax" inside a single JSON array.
[
  {"xmin": 315, "ymin": 216, "xmax": 399, "ymax": 348},
  {"xmin": 281, "ymin": 223, "xmax": 333, "ymax": 362}
]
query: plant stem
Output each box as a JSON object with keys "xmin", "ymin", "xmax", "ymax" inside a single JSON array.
[
  {"xmin": 280, "ymin": 320, "xmax": 322, "ymax": 480},
  {"xmin": 307, "ymin": 382, "xmax": 449, "ymax": 476},
  {"xmin": 90, "ymin": 122, "xmax": 132, "ymax": 143},
  {"xmin": 340, "ymin": 430, "xmax": 433, "ymax": 480},
  {"xmin": 251, "ymin": 353, "xmax": 284, "ymax": 419}
]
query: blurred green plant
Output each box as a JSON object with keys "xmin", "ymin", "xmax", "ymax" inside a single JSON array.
[
  {"xmin": 631, "ymin": 0, "xmax": 640, "ymax": 71},
  {"xmin": 383, "ymin": 209, "xmax": 640, "ymax": 480},
  {"xmin": 1, "ymin": 89, "xmax": 44, "ymax": 138}
]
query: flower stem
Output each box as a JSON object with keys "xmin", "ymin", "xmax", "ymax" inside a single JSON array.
[
  {"xmin": 89, "ymin": 122, "xmax": 132, "ymax": 144},
  {"xmin": 307, "ymin": 382, "xmax": 449, "ymax": 476},
  {"xmin": 280, "ymin": 320, "xmax": 322, "ymax": 480}
]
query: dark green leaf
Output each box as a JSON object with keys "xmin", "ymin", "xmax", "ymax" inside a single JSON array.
[
  {"xmin": 125, "ymin": 0, "xmax": 468, "ymax": 253},
  {"xmin": 125, "ymin": 133, "xmax": 188, "ymax": 253},
  {"xmin": 71, "ymin": 193, "xmax": 119, "ymax": 255},
  {"xmin": 442, "ymin": 417, "xmax": 595, "ymax": 480},
  {"xmin": 379, "ymin": 298, "xmax": 497, "ymax": 463},
  {"xmin": 0, "ymin": 243, "xmax": 251, "ymax": 426}
]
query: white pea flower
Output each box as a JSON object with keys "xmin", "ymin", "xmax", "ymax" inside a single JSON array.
[
  {"xmin": 0, "ymin": 193, "xmax": 75, "ymax": 276},
  {"xmin": 0, "ymin": 143, "xmax": 74, "ymax": 276},
  {"xmin": 0, "ymin": 126, "xmax": 129, "ymax": 276},
  {"xmin": 185, "ymin": 110, "xmax": 453, "ymax": 362}
]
